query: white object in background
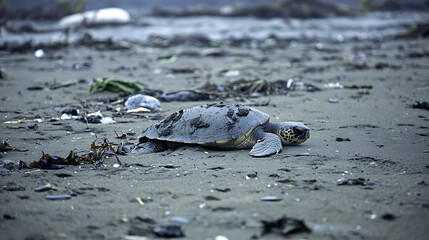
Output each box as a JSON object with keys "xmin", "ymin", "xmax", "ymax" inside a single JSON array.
[
  {"xmin": 59, "ymin": 8, "xmax": 131, "ymax": 28},
  {"xmin": 125, "ymin": 94, "xmax": 161, "ymax": 111}
]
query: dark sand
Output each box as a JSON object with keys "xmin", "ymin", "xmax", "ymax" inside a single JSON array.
[{"xmin": 0, "ymin": 37, "xmax": 428, "ymax": 240}]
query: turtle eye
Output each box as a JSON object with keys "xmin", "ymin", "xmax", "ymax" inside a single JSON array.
[{"xmin": 280, "ymin": 127, "xmax": 285, "ymax": 131}]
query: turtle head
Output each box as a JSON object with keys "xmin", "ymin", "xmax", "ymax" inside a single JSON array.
[{"xmin": 277, "ymin": 122, "xmax": 310, "ymax": 145}]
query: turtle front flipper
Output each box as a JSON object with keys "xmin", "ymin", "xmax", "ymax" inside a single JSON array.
[
  {"xmin": 132, "ymin": 139, "xmax": 168, "ymax": 154},
  {"xmin": 249, "ymin": 133, "xmax": 282, "ymax": 157}
]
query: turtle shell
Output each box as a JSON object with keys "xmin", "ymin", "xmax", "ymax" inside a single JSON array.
[{"xmin": 139, "ymin": 103, "xmax": 269, "ymax": 144}]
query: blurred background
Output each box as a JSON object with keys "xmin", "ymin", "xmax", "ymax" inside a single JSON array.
[{"xmin": 1, "ymin": 0, "xmax": 428, "ymax": 50}]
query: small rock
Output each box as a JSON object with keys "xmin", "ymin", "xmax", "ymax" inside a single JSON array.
[
  {"xmin": 381, "ymin": 213, "xmax": 396, "ymax": 221},
  {"xmin": 34, "ymin": 49, "xmax": 44, "ymax": 58},
  {"xmin": 336, "ymin": 137, "xmax": 350, "ymax": 142},
  {"xmin": 45, "ymin": 194, "xmax": 71, "ymax": 200},
  {"xmin": 153, "ymin": 225, "xmax": 184, "ymax": 238},
  {"xmin": 34, "ymin": 184, "xmax": 53, "ymax": 192},
  {"xmin": 169, "ymin": 216, "xmax": 190, "ymax": 225},
  {"xmin": 328, "ymin": 98, "xmax": 339, "ymax": 103},
  {"xmin": 260, "ymin": 196, "xmax": 282, "ymax": 201},
  {"xmin": 1, "ymin": 160, "xmax": 15, "ymax": 170}
]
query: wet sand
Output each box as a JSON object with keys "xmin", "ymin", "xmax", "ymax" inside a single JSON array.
[{"xmin": 0, "ymin": 37, "xmax": 428, "ymax": 240}]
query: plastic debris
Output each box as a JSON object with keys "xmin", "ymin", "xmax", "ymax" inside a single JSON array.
[
  {"xmin": 88, "ymin": 78, "xmax": 146, "ymax": 94},
  {"xmin": 159, "ymin": 55, "xmax": 178, "ymax": 64},
  {"xmin": 82, "ymin": 112, "xmax": 115, "ymax": 124},
  {"xmin": 61, "ymin": 108, "xmax": 79, "ymax": 120},
  {"xmin": 60, "ymin": 113, "xmax": 73, "ymax": 120},
  {"xmin": 100, "ymin": 116, "xmax": 116, "ymax": 125},
  {"xmin": 125, "ymin": 94, "xmax": 161, "ymax": 111},
  {"xmin": 126, "ymin": 107, "xmax": 151, "ymax": 114},
  {"xmin": 325, "ymin": 82, "xmax": 343, "ymax": 88}
]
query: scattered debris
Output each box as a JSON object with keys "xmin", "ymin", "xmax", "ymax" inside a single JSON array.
[
  {"xmin": 261, "ymin": 215, "xmax": 311, "ymax": 237},
  {"xmin": 82, "ymin": 112, "xmax": 116, "ymax": 124},
  {"xmin": 25, "ymin": 138, "xmax": 126, "ymax": 169},
  {"xmin": 61, "ymin": 108, "xmax": 80, "ymax": 120},
  {"xmin": 335, "ymin": 178, "xmax": 378, "ymax": 186}
]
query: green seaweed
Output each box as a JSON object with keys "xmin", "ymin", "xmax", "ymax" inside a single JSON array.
[{"xmin": 88, "ymin": 78, "xmax": 146, "ymax": 94}]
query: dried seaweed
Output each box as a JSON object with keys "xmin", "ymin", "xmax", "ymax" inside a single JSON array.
[
  {"xmin": 0, "ymin": 139, "xmax": 27, "ymax": 152},
  {"xmin": 26, "ymin": 138, "xmax": 127, "ymax": 169}
]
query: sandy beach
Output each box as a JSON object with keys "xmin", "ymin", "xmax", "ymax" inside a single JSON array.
[{"xmin": 1, "ymin": 2, "xmax": 429, "ymax": 239}]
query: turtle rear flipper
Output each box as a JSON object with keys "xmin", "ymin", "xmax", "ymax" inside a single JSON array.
[
  {"xmin": 250, "ymin": 133, "xmax": 282, "ymax": 157},
  {"xmin": 132, "ymin": 139, "xmax": 168, "ymax": 154}
]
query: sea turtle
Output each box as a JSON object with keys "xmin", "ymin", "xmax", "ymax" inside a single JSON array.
[{"xmin": 133, "ymin": 103, "xmax": 310, "ymax": 157}]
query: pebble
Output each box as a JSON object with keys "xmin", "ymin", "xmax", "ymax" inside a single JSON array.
[
  {"xmin": 34, "ymin": 49, "xmax": 44, "ymax": 58},
  {"xmin": 328, "ymin": 98, "xmax": 339, "ymax": 103},
  {"xmin": 260, "ymin": 196, "xmax": 282, "ymax": 201},
  {"xmin": 34, "ymin": 184, "xmax": 53, "ymax": 192},
  {"xmin": 0, "ymin": 160, "xmax": 15, "ymax": 170},
  {"xmin": 45, "ymin": 194, "xmax": 72, "ymax": 200},
  {"xmin": 169, "ymin": 216, "xmax": 190, "ymax": 225},
  {"xmin": 295, "ymin": 152, "xmax": 310, "ymax": 156}
]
